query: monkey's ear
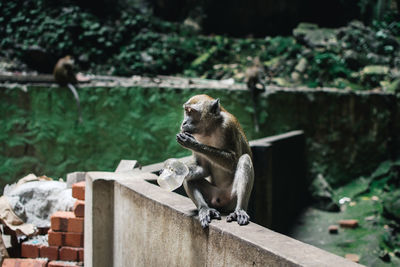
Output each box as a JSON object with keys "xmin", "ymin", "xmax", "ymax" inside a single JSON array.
[{"xmin": 210, "ymin": 98, "xmax": 220, "ymax": 114}]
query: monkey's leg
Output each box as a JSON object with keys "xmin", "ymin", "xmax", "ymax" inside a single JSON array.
[
  {"xmin": 227, "ymin": 154, "xmax": 254, "ymax": 225},
  {"xmin": 183, "ymin": 179, "xmax": 221, "ymax": 228}
]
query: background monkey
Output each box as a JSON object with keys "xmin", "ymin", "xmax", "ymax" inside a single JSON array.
[
  {"xmin": 245, "ymin": 57, "xmax": 265, "ymax": 133},
  {"xmin": 53, "ymin": 55, "xmax": 83, "ymax": 124},
  {"xmin": 176, "ymin": 94, "xmax": 254, "ymax": 228}
]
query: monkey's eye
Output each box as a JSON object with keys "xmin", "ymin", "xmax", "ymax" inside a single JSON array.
[{"xmin": 185, "ymin": 107, "xmax": 193, "ymax": 114}]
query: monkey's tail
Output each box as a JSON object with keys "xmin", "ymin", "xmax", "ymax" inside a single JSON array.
[
  {"xmin": 250, "ymin": 86, "xmax": 260, "ymax": 133},
  {"xmin": 67, "ymin": 83, "xmax": 83, "ymax": 124}
]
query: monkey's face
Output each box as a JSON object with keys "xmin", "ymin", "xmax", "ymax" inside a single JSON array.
[
  {"xmin": 181, "ymin": 97, "xmax": 222, "ymax": 135},
  {"xmin": 181, "ymin": 104, "xmax": 201, "ymax": 134}
]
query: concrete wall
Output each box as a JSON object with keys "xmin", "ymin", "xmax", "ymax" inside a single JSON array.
[
  {"xmin": 84, "ymin": 132, "xmax": 362, "ymax": 266},
  {"xmin": 85, "ymin": 170, "xmax": 362, "ymax": 267},
  {"xmin": 249, "ymin": 131, "xmax": 307, "ymax": 233}
]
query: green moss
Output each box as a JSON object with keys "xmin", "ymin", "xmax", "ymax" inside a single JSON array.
[{"xmin": 0, "ymin": 86, "xmax": 256, "ymax": 188}]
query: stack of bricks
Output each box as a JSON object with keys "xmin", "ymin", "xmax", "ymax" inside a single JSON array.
[{"xmin": 4, "ymin": 181, "xmax": 86, "ymax": 267}]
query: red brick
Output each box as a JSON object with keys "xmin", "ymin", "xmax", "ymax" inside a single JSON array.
[
  {"xmin": 48, "ymin": 261, "xmax": 82, "ymax": 267},
  {"xmin": 78, "ymin": 248, "xmax": 84, "ymax": 262},
  {"xmin": 339, "ymin": 219, "xmax": 359, "ymax": 229},
  {"xmin": 345, "ymin": 253, "xmax": 360, "ymax": 263},
  {"xmin": 60, "ymin": 247, "xmax": 83, "ymax": 261},
  {"xmin": 2, "ymin": 258, "xmax": 47, "ymax": 267},
  {"xmin": 68, "ymin": 217, "xmax": 84, "ymax": 233},
  {"xmin": 328, "ymin": 225, "xmax": 339, "ymax": 234},
  {"xmin": 21, "ymin": 242, "xmax": 42, "ymax": 258},
  {"xmin": 73, "ymin": 200, "xmax": 85, "ymax": 218},
  {"xmin": 51, "ymin": 211, "xmax": 74, "ymax": 232},
  {"xmin": 65, "ymin": 232, "xmax": 84, "ymax": 247},
  {"xmin": 48, "ymin": 230, "xmax": 64, "ymax": 246},
  {"xmin": 40, "ymin": 245, "xmax": 59, "ymax": 260},
  {"xmin": 38, "ymin": 227, "xmax": 50, "ymax": 235},
  {"xmin": 72, "ymin": 182, "xmax": 85, "ymax": 200}
]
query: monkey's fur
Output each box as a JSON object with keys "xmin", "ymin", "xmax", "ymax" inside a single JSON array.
[
  {"xmin": 53, "ymin": 56, "xmax": 82, "ymax": 124},
  {"xmin": 176, "ymin": 94, "xmax": 254, "ymax": 228},
  {"xmin": 245, "ymin": 58, "xmax": 265, "ymax": 133}
]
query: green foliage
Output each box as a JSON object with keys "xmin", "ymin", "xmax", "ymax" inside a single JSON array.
[
  {"xmin": 1, "ymin": 0, "xmax": 400, "ymax": 90},
  {"xmin": 0, "ymin": 86, "xmax": 256, "ymax": 189},
  {"xmin": 307, "ymin": 52, "xmax": 351, "ymax": 87}
]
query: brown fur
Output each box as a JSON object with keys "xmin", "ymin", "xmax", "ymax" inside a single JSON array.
[
  {"xmin": 53, "ymin": 55, "xmax": 77, "ymax": 86},
  {"xmin": 177, "ymin": 95, "xmax": 254, "ymax": 227}
]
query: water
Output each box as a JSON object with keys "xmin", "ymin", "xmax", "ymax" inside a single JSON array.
[{"xmin": 157, "ymin": 159, "xmax": 189, "ymax": 191}]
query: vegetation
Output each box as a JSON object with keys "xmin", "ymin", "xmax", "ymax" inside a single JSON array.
[
  {"xmin": 0, "ymin": 86, "xmax": 256, "ymax": 189},
  {"xmin": 1, "ymin": 1, "xmax": 400, "ymax": 265},
  {"xmin": 293, "ymin": 160, "xmax": 400, "ymax": 266},
  {"xmin": 1, "ymin": 0, "xmax": 400, "ymax": 91}
]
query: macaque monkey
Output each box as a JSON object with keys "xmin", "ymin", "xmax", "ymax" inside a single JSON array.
[
  {"xmin": 176, "ymin": 95, "xmax": 254, "ymax": 228},
  {"xmin": 245, "ymin": 58, "xmax": 265, "ymax": 133},
  {"xmin": 53, "ymin": 56, "xmax": 83, "ymax": 124}
]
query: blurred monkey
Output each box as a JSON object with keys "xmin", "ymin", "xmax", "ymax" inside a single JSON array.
[
  {"xmin": 245, "ymin": 58, "xmax": 265, "ymax": 133},
  {"xmin": 53, "ymin": 56, "xmax": 83, "ymax": 124}
]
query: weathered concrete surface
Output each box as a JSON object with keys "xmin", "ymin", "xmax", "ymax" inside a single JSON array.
[
  {"xmin": 85, "ymin": 170, "xmax": 362, "ymax": 267},
  {"xmin": 85, "ymin": 148, "xmax": 362, "ymax": 267},
  {"xmin": 84, "ymin": 171, "xmax": 142, "ymax": 267}
]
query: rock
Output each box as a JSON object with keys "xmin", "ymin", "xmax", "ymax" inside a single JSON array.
[
  {"xmin": 379, "ymin": 250, "xmax": 391, "ymax": 262},
  {"xmin": 271, "ymin": 77, "xmax": 292, "ymax": 87},
  {"xmin": 290, "ymin": 72, "xmax": 301, "ymax": 82},
  {"xmin": 339, "ymin": 219, "xmax": 359, "ymax": 228},
  {"xmin": 293, "ymin": 23, "xmax": 338, "ymax": 48},
  {"xmin": 309, "ymin": 174, "xmax": 340, "ymax": 212},
  {"xmin": 345, "ymin": 254, "xmax": 360, "ymax": 263},
  {"xmin": 294, "ymin": 58, "xmax": 308, "ymax": 73},
  {"xmin": 5, "ymin": 180, "xmax": 76, "ymax": 228},
  {"xmin": 383, "ymin": 190, "xmax": 400, "ymax": 222},
  {"xmin": 384, "ymin": 78, "xmax": 400, "ymax": 93},
  {"xmin": 361, "ymin": 65, "xmax": 390, "ymax": 87},
  {"xmin": 362, "ymin": 65, "xmax": 390, "ymax": 75}
]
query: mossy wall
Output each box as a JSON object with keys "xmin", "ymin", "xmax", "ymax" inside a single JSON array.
[
  {"xmin": 1, "ymin": 85, "xmax": 398, "ymax": 190},
  {"xmin": 257, "ymin": 89, "xmax": 399, "ymax": 186},
  {"xmin": 0, "ymin": 86, "xmax": 256, "ymax": 189}
]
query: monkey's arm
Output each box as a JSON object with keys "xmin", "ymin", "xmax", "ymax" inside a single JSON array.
[
  {"xmin": 186, "ymin": 164, "xmax": 209, "ymax": 181},
  {"xmin": 177, "ymin": 132, "xmax": 236, "ymax": 172}
]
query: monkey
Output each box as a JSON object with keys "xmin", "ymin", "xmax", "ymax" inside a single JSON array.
[
  {"xmin": 245, "ymin": 57, "xmax": 265, "ymax": 133},
  {"xmin": 53, "ymin": 56, "xmax": 83, "ymax": 124},
  {"xmin": 176, "ymin": 94, "xmax": 254, "ymax": 228}
]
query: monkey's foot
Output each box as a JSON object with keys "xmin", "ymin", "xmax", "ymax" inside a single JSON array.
[
  {"xmin": 198, "ymin": 207, "xmax": 221, "ymax": 228},
  {"xmin": 226, "ymin": 209, "xmax": 250, "ymax": 225}
]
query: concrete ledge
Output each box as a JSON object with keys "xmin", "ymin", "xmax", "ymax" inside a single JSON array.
[
  {"xmin": 85, "ymin": 170, "xmax": 362, "ymax": 267},
  {"xmin": 85, "ymin": 172, "xmax": 362, "ymax": 267}
]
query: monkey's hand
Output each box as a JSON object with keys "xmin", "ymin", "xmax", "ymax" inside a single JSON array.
[
  {"xmin": 176, "ymin": 132, "xmax": 199, "ymax": 150},
  {"xmin": 198, "ymin": 207, "xmax": 221, "ymax": 229},
  {"xmin": 226, "ymin": 209, "xmax": 250, "ymax": 226}
]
